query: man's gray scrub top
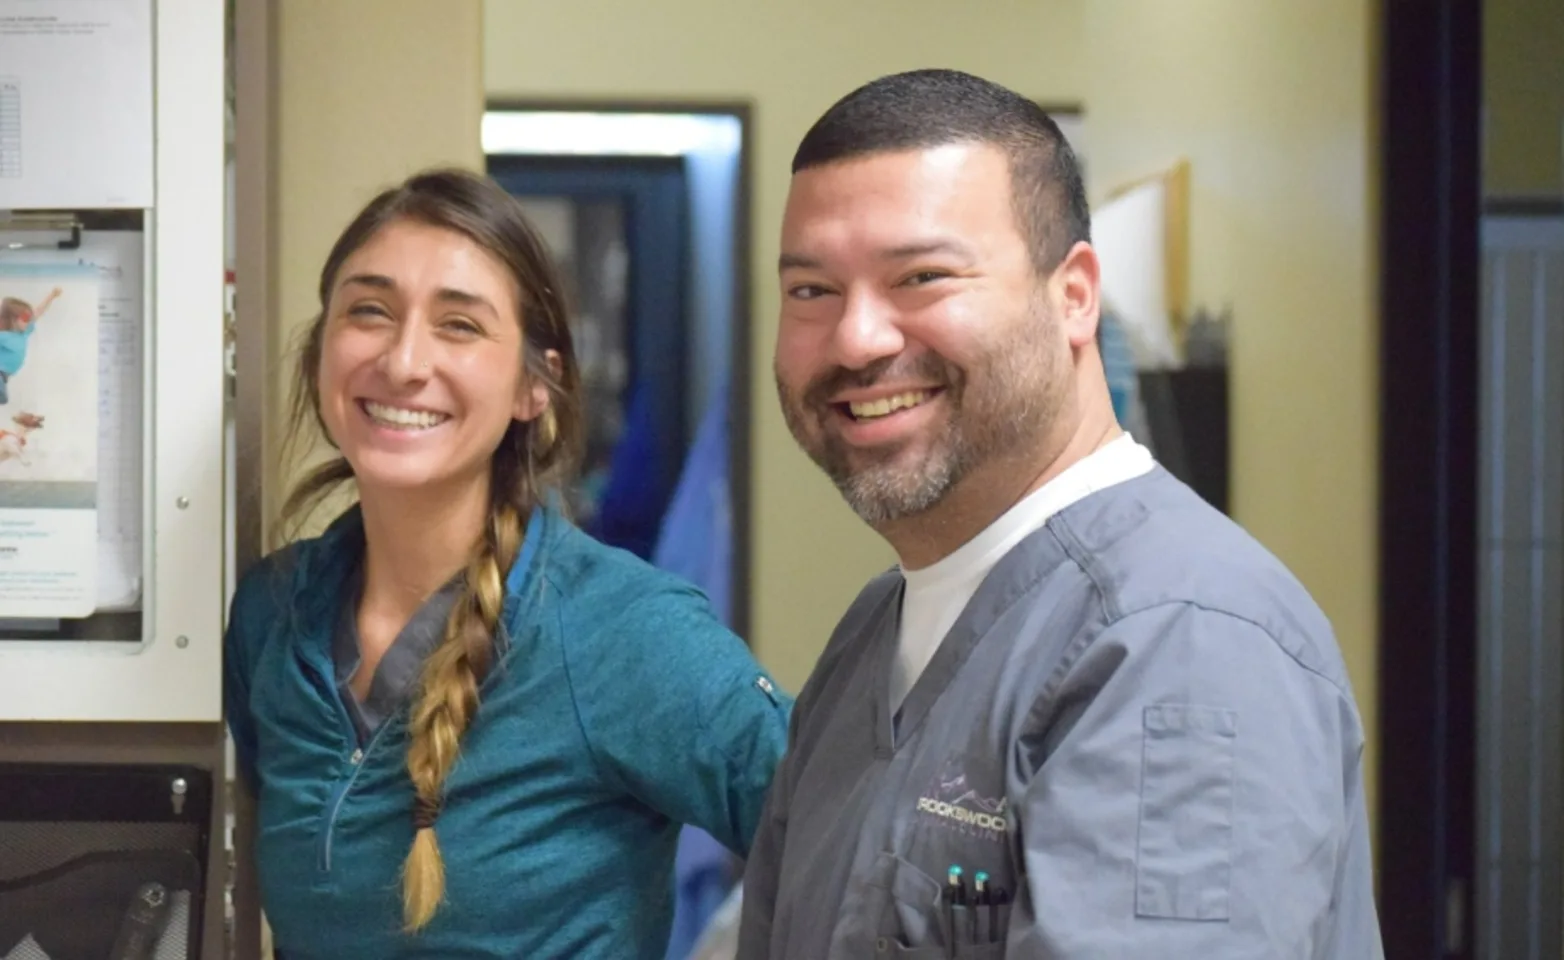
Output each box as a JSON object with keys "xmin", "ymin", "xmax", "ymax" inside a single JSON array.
[{"xmin": 738, "ymin": 467, "xmax": 1384, "ymax": 959}]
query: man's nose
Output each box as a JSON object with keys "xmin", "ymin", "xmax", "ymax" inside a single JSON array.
[{"xmin": 830, "ymin": 289, "xmax": 905, "ymax": 370}]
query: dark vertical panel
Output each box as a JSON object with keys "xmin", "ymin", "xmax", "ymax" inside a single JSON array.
[
  {"xmin": 231, "ymin": 0, "xmax": 276, "ymax": 953},
  {"xmin": 1378, "ymin": 0, "xmax": 1481, "ymax": 956},
  {"xmin": 729, "ymin": 104, "xmax": 755, "ymax": 644},
  {"xmin": 483, "ymin": 99, "xmax": 756, "ymax": 645}
]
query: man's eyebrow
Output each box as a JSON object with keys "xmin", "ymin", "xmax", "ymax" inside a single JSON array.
[
  {"xmin": 879, "ymin": 239, "xmax": 976, "ymax": 263},
  {"xmin": 778, "ymin": 240, "xmax": 977, "ymax": 273},
  {"xmin": 778, "ymin": 252, "xmax": 822, "ymax": 272}
]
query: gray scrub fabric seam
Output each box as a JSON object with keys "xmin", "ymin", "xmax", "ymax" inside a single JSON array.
[{"xmin": 1115, "ymin": 599, "xmax": 1353, "ymax": 702}]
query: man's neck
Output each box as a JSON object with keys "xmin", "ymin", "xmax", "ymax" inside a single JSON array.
[
  {"xmin": 883, "ymin": 411, "xmax": 1123, "ymax": 571},
  {"xmin": 356, "ymin": 476, "xmax": 490, "ymax": 620}
]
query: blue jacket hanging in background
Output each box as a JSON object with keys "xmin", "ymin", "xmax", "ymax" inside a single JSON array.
[
  {"xmin": 650, "ymin": 380, "xmax": 732, "ymax": 624},
  {"xmin": 592, "ymin": 379, "xmax": 676, "ymax": 560}
]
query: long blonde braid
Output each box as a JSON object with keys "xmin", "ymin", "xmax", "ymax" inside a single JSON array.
[{"xmin": 400, "ymin": 497, "xmax": 525, "ymax": 930}]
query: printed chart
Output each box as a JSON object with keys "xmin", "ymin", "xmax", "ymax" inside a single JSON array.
[{"xmin": 0, "ymin": 78, "xmax": 19, "ymax": 179}]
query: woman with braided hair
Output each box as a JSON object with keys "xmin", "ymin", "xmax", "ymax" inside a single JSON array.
[{"xmin": 224, "ymin": 168, "xmax": 791, "ymax": 959}]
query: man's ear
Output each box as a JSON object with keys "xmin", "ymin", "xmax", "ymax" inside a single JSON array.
[
  {"xmin": 514, "ymin": 349, "xmax": 563, "ymax": 422},
  {"xmin": 1052, "ymin": 241, "xmax": 1102, "ymax": 348}
]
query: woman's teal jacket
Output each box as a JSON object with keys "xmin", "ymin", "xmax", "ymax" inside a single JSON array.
[{"xmin": 224, "ymin": 504, "xmax": 793, "ymax": 959}]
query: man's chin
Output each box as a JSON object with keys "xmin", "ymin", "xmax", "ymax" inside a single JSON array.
[
  {"xmin": 832, "ymin": 462, "xmax": 957, "ymax": 525},
  {"xmin": 820, "ymin": 435, "xmax": 926, "ymax": 474}
]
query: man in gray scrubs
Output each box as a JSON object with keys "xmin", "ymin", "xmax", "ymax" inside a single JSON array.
[{"xmin": 738, "ymin": 68, "xmax": 1384, "ymax": 959}]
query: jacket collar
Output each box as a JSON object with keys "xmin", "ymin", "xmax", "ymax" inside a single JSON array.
[{"xmin": 288, "ymin": 500, "xmax": 554, "ymax": 650}]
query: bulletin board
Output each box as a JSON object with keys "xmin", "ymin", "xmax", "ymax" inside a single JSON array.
[{"xmin": 0, "ymin": 0, "xmax": 228, "ymax": 724}]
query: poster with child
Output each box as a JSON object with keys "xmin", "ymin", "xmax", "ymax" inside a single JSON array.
[{"xmin": 0, "ymin": 264, "xmax": 99, "ymax": 617}]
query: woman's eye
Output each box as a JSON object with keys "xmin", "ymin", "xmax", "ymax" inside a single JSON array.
[
  {"xmin": 443, "ymin": 317, "xmax": 482, "ymax": 336},
  {"xmin": 348, "ymin": 303, "xmax": 390, "ymax": 320}
]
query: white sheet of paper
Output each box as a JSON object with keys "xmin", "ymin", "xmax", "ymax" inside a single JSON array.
[
  {"xmin": 1094, "ymin": 177, "xmax": 1183, "ymax": 370},
  {"xmin": 0, "ymin": 0, "xmax": 154, "ymax": 208},
  {"xmin": 2, "ymin": 231, "xmax": 142, "ymax": 610}
]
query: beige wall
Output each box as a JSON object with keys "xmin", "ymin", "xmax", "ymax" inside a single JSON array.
[
  {"xmin": 1484, "ymin": 0, "xmax": 1564, "ymax": 197},
  {"xmin": 1083, "ymin": 0, "xmax": 1381, "ymax": 828},
  {"xmin": 263, "ymin": 0, "xmax": 486, "ymax": 539},
  {"xmin": 484, "ymin": 0, "xmax": 1089, "ymax": 690}
]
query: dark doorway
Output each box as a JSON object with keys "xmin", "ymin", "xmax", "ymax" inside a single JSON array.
[
  {"xmin": 1377, "ymin": 1, "xmax": 1481, "ymax": 956},
  {"xmin": 490, "ymin": 155, "xmax": 693, "ymax": 561},
  {"xmin": 483, "ymin": 104, "xmax": 753, "ymax": 644}
]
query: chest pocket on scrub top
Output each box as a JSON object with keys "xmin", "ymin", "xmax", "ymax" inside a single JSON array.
[
  {"xmin": 866, "ymin": 852, "xmax": 1008, "ymax": 959},
  {"xmin": 889, "ymin": 751, "xmax": 1017, "ymax": 954}
]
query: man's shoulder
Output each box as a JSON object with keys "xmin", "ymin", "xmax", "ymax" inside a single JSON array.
[{"xmin": 1059, "ymin": 469, "xmax": 1349, "ymax": 692}]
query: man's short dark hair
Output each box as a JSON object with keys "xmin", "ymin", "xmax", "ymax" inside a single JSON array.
[{"xmin": 792, "ymin": 68, "xmax": 1090, "ymax": 274}]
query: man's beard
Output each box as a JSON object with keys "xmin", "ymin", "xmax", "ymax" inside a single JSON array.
[{"xmin": 777, "ymin": 305, "xmax": 1065, "ymax": 526}]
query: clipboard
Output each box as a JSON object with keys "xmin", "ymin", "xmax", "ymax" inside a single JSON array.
[{"xmin": 0, "ymin": 213, "xmax": 145, "ymax": 617}]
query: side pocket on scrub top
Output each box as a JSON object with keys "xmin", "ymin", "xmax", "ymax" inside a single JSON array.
[{"xmin": 1134, "ymin": 703, "xmax": 1238, "ymax": 922}]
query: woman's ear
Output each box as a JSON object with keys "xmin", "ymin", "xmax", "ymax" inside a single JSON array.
[{"xmin": 514, "ymin": 349, "xmax": 562, "ymax": 422}]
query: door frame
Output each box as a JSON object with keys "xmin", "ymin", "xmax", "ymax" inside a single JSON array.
[{"xmin": 1377, "ymin": 2, "xmax": 1482, "ymax": 955}]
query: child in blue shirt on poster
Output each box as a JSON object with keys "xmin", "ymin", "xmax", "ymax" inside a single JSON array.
[{"xmin": 0, "ymin": 286, "xmax": 61, "ymax": 405}]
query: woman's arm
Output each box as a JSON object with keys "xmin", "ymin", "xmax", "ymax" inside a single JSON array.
[{"xmin": 564, "ymin": 585, "xmax": 793, "ymax": 855}]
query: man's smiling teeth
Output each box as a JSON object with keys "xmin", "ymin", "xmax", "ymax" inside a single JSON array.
[
  {"xmin": 364, "ymin": 400, "xmax": 449, "ymax": 430},
  {"xmin": 848, "ymin": 390, "xmax": 934, "ymax": 420}
]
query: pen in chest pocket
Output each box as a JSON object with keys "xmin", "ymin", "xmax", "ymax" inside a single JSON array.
[
  {"xmin": 972, "ymin": 872, "xmax": 988, "ymax": 944},
  {"xmin": 944, "ymin": 865, "xmax": 965, "ymax": 957}
]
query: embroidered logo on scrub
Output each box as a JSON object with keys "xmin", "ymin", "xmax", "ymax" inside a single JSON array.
[{"xmin": 916, "ymin": 755, "xmax": 1009, "ymax": 841}]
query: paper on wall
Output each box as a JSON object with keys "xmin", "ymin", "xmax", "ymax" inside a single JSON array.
[
  {"xmin": 0, "ymin": 0, "xmax": 154, "ymax": 209},
  {"xmin": 3, "ymin": 230, "xmax": 143, "ymax": 610},
  {"xmin": 0, "ymin": 263, "xmax": 99, "ymax": 617},
  {"xmin": 1093, "ymin": 176, "xmax": 1182, "ymax": 370}
]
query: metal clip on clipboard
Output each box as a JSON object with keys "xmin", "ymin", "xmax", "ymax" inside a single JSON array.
[{"xmin": 0, "ymin": 214, "xmax": 84, "ymax": 251}]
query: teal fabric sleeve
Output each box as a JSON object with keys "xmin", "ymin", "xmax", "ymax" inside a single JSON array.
[{"xmin": 561, "ymin": 584, "xmax": 793, "ymax": 856}]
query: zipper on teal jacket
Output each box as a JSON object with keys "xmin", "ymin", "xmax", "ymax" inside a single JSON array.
[
  {"xmin": 301, "ymin": 644, "xmax": 397, "ymax": 875},
  {"xmin": 318, "ymin": 718, "xmax": 395, "ymax": 872}
]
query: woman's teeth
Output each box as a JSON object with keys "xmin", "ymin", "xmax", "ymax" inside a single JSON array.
[
  {"xmin": 848, "ymin": 390, "xmax": 933, "ymax": 420},
  {"xmin": 364, "ymin": 401, "xmax": 449, "ymax": 430}
]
